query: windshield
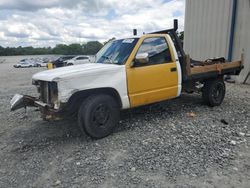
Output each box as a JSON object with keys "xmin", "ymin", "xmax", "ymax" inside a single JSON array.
[{"xmin": 96, "ymin": 38, "xmax": 138, "ymax": 65}]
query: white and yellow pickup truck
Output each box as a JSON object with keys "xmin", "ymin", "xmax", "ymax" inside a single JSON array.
[{"xmin": 10, "ymin": 21, "xmax": 243, "ymax": 138}]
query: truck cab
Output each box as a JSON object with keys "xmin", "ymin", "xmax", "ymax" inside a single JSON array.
[{"xmin": 125, "ymin": 34, "xmax": 182, "ymax": 107}]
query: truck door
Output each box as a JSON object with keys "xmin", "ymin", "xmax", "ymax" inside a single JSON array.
[{"xmin": 126, "ymin": 36, "xmax": 179, "ymax": 107}]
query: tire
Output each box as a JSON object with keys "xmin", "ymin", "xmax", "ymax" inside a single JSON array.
[
  {"xmin": 78, "ymin": 94, "xmax": 120, "ymax": 138},
  {"xmin": 202, "ymin": 78, "xmax": 225, "ymax": 107},
  {"xmin": 67, "ymin": 63, "xmax": 73, "ymax": 66}
]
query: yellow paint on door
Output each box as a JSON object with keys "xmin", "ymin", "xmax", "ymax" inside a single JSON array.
[{"xmin": 125, "ymin": 34, "xmax": 179, "ymax": 107}]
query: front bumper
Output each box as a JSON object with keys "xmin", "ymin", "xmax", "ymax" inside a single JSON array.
[{"xmin": 10, "ymin": 94, "xmax": 61, "ymax": 120}]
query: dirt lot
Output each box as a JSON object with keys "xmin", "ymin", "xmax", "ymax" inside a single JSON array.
[{"xmin": 0, "ymin": 56, "xmax": 250, "ymax": 188}]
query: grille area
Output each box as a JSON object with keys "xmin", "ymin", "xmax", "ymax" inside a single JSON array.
[{"xmin": 39, "ymin": 81, "xmax": 58, "ymax": 105}]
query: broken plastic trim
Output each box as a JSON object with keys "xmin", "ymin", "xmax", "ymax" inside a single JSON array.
[{"xmin": 10, "ymin": 94, "xmax": 36, "ymax": 111}]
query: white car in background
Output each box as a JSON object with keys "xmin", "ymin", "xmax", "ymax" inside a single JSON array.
[
  {"xmin": 13, "ymin": 59, "xmax": 35, "ymax": 68},
  {"xmin": 34, "ymin": 58, "xmax": 48, "ymax": 67},
  {"xmin": 66, "ymin": 56, "xmax": 91, "ymax": 66}
]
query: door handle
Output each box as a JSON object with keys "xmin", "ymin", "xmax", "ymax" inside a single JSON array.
[{"xmin": 170, "ymin": 67, "xmax": 177, "ymax": 72}]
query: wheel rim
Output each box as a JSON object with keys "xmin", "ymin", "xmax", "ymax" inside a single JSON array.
[
  {"xmin": 211, "ymin": 83, "xmax": 224, "ymax": 103},
  {"xmin": 92, "ymin": 104, "xmax": 110, "ymax": 127}
]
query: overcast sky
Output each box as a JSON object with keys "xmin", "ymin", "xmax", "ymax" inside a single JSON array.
[{"xmin": 0, "ymin": 0, "xmax": 185, "ymax": 47}]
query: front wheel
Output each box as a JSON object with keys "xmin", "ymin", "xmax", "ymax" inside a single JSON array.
[
  {"xmin": 202, "ymin": 78, "xmax": 225, "ymax": 107},
  {"xmin": 78, "ymin": 94, "xmax": 120, "ymax": 138}
]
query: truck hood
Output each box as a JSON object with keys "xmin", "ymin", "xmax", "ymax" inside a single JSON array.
[{"xmin": 32, "ymin": 63, "xmax": 123, "ymax": 82}]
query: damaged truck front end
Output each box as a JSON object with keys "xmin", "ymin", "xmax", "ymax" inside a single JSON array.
[{"xmin": 10, "ymin": 80, "xmax": 62, "ymax": 121}]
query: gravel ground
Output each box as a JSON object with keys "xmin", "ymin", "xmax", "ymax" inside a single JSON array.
[{"xmin": 0, "ymin": 56, "xmax": 250, "ymax": 188}]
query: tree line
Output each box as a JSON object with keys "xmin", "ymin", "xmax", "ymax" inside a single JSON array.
[
  {"xmin": 0, "ymin": 41, "xmax": 103, "ymax": 56},
  {"xmin": 0, "ymin": 32, "xmax": 184, "ymax": 56}
]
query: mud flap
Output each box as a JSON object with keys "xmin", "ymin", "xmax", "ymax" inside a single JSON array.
[{"xmin": 10, "ymin": 94, "xmax": 36, "ymax": 111}]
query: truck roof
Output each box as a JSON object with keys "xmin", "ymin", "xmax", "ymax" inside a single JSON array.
[{"xmin": 114, "ymin": 33, "xmax": 171, "ymax": 41}]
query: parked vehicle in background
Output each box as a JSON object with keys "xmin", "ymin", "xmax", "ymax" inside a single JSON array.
[
  {"xmin": 33, "ymin": 58, "xmax": 48, "ymax": 67},
  {"xmin": 42, "ymin": 56, "xmax": 58, "ymax": 64},
  {"xmin": 35, "ymin": 61, "xmax": 48, "ymax": 67},
  {"xmin": 52, "ymin": 56, "xmax": 75, "ymax": 68},
  {"xmin": 13, "ymin": 59, "xmax": 35, "ymax": 68},
  {"xmin": 66, "ymin": 55, "xmax": 91, "ymax": 66},
  {"xmin": 13, "ymin": 57, "xmax": 58, "ymax": 68}
]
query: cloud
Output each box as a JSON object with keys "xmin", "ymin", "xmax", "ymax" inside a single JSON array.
[
  {"xmin": 0, "ymin": 0, "xmax": 58, "ymax": 11},
  {"xmin": 0, "ymin": 0, "xmax": 185, "ymax": 47},
  {"xmin": 0, "ymin": 0, "xmax": 107, "ymax": 12}
]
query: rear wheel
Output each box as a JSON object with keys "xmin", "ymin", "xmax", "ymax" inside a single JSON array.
[
  {"xmin": 78, "ymin": 94, "xmax": 120, "ymax": 138},
  {"xmin": 67, "ymin": 63, "xmax": 73, "ymax": 66},
  {"xmin": 202, "ymin": 78, "xmax": 225, "ymax": 107}
]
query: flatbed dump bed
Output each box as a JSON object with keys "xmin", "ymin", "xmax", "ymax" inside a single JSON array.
[{"xmin": 185, "ymin": 54, "xmax": 244, "ymax": 81}]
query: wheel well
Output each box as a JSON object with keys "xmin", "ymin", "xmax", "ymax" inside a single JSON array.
[{"xmin": 64, "ymin": 88, "xmax": 122, "ymax": 116}]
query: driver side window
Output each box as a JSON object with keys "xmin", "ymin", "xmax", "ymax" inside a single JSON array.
[{"xmin": 136, "ymin": 37, "xmax": 172, "ymax": 66}]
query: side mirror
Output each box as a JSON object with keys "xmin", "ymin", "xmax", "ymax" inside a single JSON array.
[{"xmin": 135, "ymin": 53, "xmax": 149, "ymax": 65}]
